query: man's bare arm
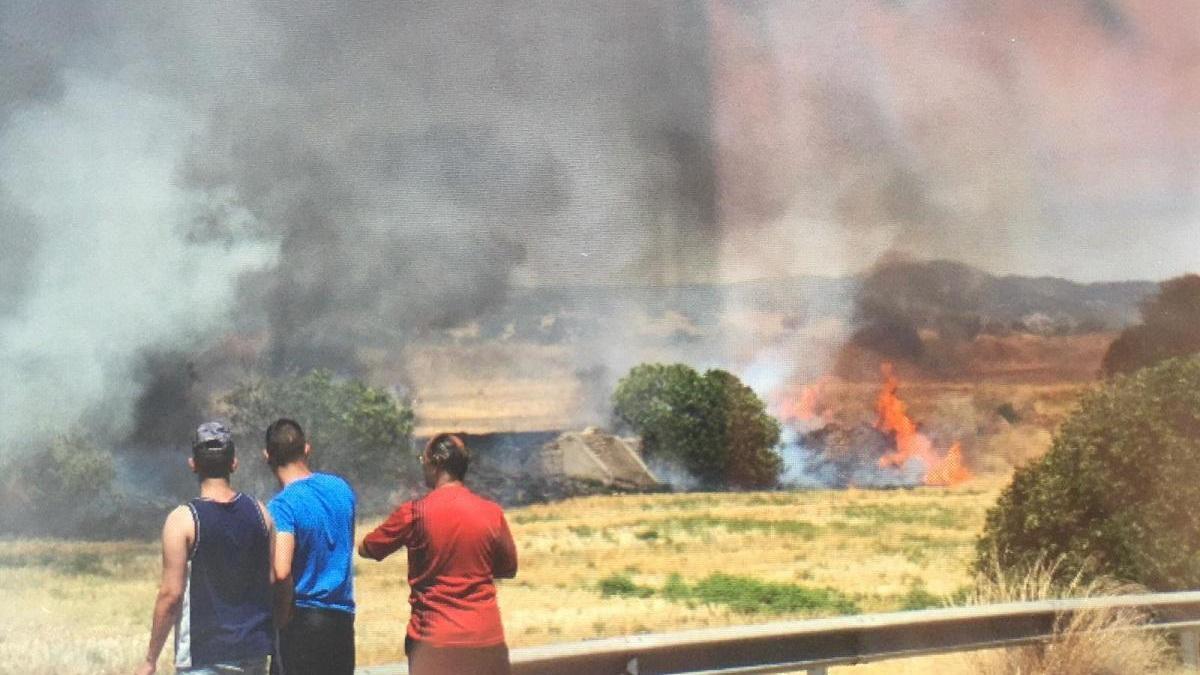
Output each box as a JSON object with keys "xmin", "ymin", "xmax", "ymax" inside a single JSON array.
[
  {"xmin": 273, "ymin": 532, "xmax": 296, "ymax": 628},
  {"xmin": 256, "ymin": 501, "xmax": 276, "ymax": 585},
  {"xmin": 135, "ymin": 506, "xmax": 192, "ymax": 675}
]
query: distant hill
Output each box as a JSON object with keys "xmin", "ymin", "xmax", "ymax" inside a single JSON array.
[
  {"xmin": 357, "ymin": 261, "xmax": 1160, "ymax": 434},
  {"xmin": 455, "ymin": 262, "xmax": 1155, "ymax": 344}
]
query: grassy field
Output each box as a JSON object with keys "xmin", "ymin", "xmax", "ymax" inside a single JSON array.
[{"xmin": 0, "ymin": 481, "xmax": 1009, "ymax": 673}]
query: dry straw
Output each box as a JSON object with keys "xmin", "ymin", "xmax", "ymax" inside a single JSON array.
[{"xmin": 955, "ymin": 556, "xmax": 1175, "ymax": 675}]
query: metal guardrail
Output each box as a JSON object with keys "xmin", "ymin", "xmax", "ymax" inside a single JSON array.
[{"xmin": 358, "ymin": 591, "xmax": 1200, "ymax": 675}]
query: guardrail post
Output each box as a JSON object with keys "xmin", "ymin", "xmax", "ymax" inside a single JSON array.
[{"xmin": 1181, "ymin": 628, "xmax": 1200, "ymax": 670}]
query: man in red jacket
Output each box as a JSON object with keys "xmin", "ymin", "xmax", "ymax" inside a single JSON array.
[{"xmin": 358, "ymin": 433, "xmax": 517, "ymax": 675}]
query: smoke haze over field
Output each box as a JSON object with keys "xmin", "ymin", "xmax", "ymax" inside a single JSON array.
[
  {"xmin": 714, "ymin": 0, "xmax": 1200, "ymax": 283},
  {"xmin": 1, "ymin": 1, "xmax": 1197, "ymax": 452}
]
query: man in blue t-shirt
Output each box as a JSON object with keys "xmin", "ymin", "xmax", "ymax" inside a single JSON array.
[{"xmin": 264, "ymin": 418, "xmax": 356, "ymax": 675}]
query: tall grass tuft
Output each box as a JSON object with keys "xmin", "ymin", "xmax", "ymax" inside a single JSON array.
[{"xmin": 958, "ymin": 556, "xmax": 1175, "ymax": 675}]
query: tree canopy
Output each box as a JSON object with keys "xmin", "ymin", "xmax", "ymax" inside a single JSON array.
[
  {"xmin": 612, "ymin": 363, "xmax": 782, "ymax": 489},
  {"xmin": 1103, "ymin": 274, "xmax": 1200, "ymax": 375},
  {"xmin": 222, "ymin": 370, "xmax": 415, "ymax": 489},
  {"xmin": 977, "ymin": 355, "xmax": 1200, "ymax": 590}
]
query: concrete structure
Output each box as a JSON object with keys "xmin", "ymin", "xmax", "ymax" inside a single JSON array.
[{"xmin": 533, "ymin": 428, "xmax": 659, "ymax": 490}]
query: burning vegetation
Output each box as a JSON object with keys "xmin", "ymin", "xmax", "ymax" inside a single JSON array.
[{"xmin": 778, "ymin": 363, "xmax": 972, "ymax": 488}]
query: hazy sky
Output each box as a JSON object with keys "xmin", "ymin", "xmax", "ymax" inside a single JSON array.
[
  {"xmin": 0, "ymin": 0, "xmax": 1196, "ymax": 447},
  {"xmin": 711, "ymin": 0, "xmax": 1199, "ymax": 283}
]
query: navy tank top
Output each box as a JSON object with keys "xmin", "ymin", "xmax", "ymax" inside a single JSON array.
[{"xmin": 175, "ymin": 493, "xmax": 273, "ymax": 668}]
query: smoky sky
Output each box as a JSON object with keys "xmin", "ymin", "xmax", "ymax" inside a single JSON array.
[
  {"xmin": 0, "ymin": 1, "xmax": 717, "ymax": 448},
  {"xmin": 715, "ymin": 0, "xmax": 1200, "ymax": 282},
  {"xmin": 1, "ymin": 0, "xmax": 1196, "ymax": 450}
]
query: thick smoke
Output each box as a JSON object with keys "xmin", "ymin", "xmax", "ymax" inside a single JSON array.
[
  {"xmin": 174, "ymin": 0, "xmax": 717, "ymax": 377},
  {"xmin": 848, "ymin": 258, "xmax": 987, "ymax": 365},
  {"xmin": 3, "ymin": 0, "xmax": 1195, "ymax": 459},
  {"xmin": 0, "ymin": 69, "xmax": 274, "ymax": 452},
  {"xmin": 713, "ymin": 0, "xmax": 1200, "ymax": 282},
  {"xmin": 0, "ymin": 1, "xmax": 718, "ymax": 451}
]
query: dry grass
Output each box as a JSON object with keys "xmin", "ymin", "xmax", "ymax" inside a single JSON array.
[
  {"xmin": 357, "ymin": 482, "xmax": 1004, "ymax": 664},
  {"xmin": 954, "ymin": 558, "xmax": 1174, "ymax": 675},
  {"xmin": 18, "ymin": 482, "xmax": 1177, "ymax": 674},
  {"xmin": 0, "ymin": 540, "xmax": 159, "ymax": 674},
  {"xmin": 2, "ymin": 483, "xmax": 1002, "ymax": 672}
]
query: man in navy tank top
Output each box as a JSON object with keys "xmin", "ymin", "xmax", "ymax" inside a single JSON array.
[
  {"xmin": 264, "ymin": 418, "xmax": 357, "ymax": 674},
  {"xmin": 136, "ymin": 421, "xmax": 275, "ymax": 675}
]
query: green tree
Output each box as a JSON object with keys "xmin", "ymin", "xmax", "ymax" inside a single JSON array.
[
  {"xmin": 612, "ymin": 363, "xmax": 782, "ymax": 489},
  {"xmin": 1103, "ymin": 274, "xmax": 1200, "ymax": 375},
  {"xmin": 0, "ymin": 435, "xmax": 117, "ymax": 536},
  {"xmin": 222, "ymin": 370, "xmax": 415, "ymax": 489},
  {"xmin": 976, "ymin": 355, "xmax": 1200, "ymax": 590}
]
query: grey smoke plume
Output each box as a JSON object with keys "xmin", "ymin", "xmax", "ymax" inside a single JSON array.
[
  {"xmin": 3, "ymin": 0, "xmax": 1195, "ymax": 455},
  {"xmin": 0, "ymin": 1, "xmax": 718, "ymax": 450}
]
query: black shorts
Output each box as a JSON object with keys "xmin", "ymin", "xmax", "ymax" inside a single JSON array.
[
  {"xmin": 273, "ymin": 607, "xmax": 354, "ymax": 675},
  {"xmin": 405, "ymin": 635, "xmax": 511, "ymax": 675}
]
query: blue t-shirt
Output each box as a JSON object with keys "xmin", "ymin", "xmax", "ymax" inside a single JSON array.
[{"xmin": 268, "ymin": 473, "xmax": 356, "ymax": 613}]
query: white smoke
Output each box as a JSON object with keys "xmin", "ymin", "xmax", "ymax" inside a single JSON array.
[{"xmin": 0, "ymin": 72, "xmax": 274, "ymax": 450}]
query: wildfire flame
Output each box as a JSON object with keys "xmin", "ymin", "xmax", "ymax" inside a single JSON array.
[
  {"xmin": 777, "ymin": 375, "xmax": 835, "ymax": 426},
  {"xmin": 874, "ymin": 362, "xmax": 971, "ymax": 486}
]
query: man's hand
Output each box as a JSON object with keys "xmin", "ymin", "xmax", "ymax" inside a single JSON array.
[{"xmin": 133, "ymin": 658, "xmax": 156, "ymax": 675}]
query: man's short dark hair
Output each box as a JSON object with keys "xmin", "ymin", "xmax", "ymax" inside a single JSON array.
[
  {"xmin": 426, "ymin": 433, "xmax": 470, "ymax": 480},
  {"xmin": 193, "ymin": 421, "xmax": 235, "ymax": 479},
  {"xmin": 265, "ymin": 418, "xmax": 307, "ymax": 467}
]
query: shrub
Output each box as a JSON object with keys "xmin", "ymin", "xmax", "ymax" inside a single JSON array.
[
  {"xmin": 958, "ymin": 557, "xmax": 1171, "ymax": 675},
  {"xmin": 0, "ymin": 436, "xmax": 118, "ymax": 537},
  {"xmin": 612, "ymin": 363, "xmax": 782, "ymax": 489},
  {"xmin": 683, "ymin": 573, "xmax": 859, "ymax": 616},
  {"xmin": 597, "ymin": 573, "xmax": 654, "ymax": 598},
  {"xmin": 976, "ymin": 355, "xmax": 1200, "ymax": 590},
  {"xmin": 898, "ymin": 584, "xmax": 943, "ymax": 611},
  {"xmin": 596, "ymin": 571, "xmax": 860, "ymax": 617},
  {"xmin": 1103, "ymin": 274, "xmax": 1200, "ymax": 375},
  {"xmin": 222, "ymin": 370, "xmax": 415, "ymax": 493}
]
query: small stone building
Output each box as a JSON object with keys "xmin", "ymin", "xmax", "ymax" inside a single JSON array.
[{"xmin": 531, "ymin": 427, "xmax": 659, "ymax": 490}]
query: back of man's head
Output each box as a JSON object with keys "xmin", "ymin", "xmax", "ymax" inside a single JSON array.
[
  {"xmin": 265, "ymin": 418, "xmax": 307, "ymax": 468},
  {"xmin": 425, "ymin": 432, "xmax": 470, "ymax": 480},
  {"xmin": 193, "ymin": 421, "xmax": 235, "ymax": 479}
]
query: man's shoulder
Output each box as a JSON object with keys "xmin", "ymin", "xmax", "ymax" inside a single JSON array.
[
  {"xmin": 313, "ymin": 472, "xmax": 355, "ymax": 498},
  {"xmin": 460, "ymin": 487, "xmax": 505, "ymax": 514},
  {"xmin": 163, "ymin": 504, "xmax": 196, "ymax": 540},
  {"xmin": 166, "ymin": 503, "xmax": 194, "ymax": 523},
  {"xmin": 316, "ymin": 471, "xmax": 353, "ymax": 487},
  {"xmin": 267, "ymin": 486, "xmax": 291, "ymax": 508}
]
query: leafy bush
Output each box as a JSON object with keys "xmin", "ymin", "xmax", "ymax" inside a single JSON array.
[
  {"xmin": 612, "ymin": 363, "xmax": 782, "ymax": 489},
  {"xmin": 605, "ymin": 572, "xmax": 859, "ymax": 616},
  {"xmin": 0, "ymin": 436, "xmax": 119, "ymax": 537},
  {"xmin": 222, "ymin": 370, "xmax": 415, "ymax": 492},
  {"xmin": 1103, "ymin": 274, "xmax": 1200, "ymax": 375},
  {"xmin": 678, "ymin": 573, "xmax": 859, "ymax": 616},
  {"xmin": 898, "ymin": 584, "xmax": 943, "ymax": 611},
  {"xmin": 976, "ymin": 355, "xmax": 1200, "ymax": 590},
  {"xmin": 597, "ymin": 573, "xmax": 655, "ymax": 598}
]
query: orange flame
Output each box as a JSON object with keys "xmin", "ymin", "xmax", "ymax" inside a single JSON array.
[
  {"xmin": 925, "ymin": 442, "xmax": 971, "ymax": 487},
  {"xmin": 776, "ymin": 375, "xmax": 834, "ymax": 426},
  {"xmin": 874, "ymin": 362, "xmax": 972, "ymax": 486}
]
